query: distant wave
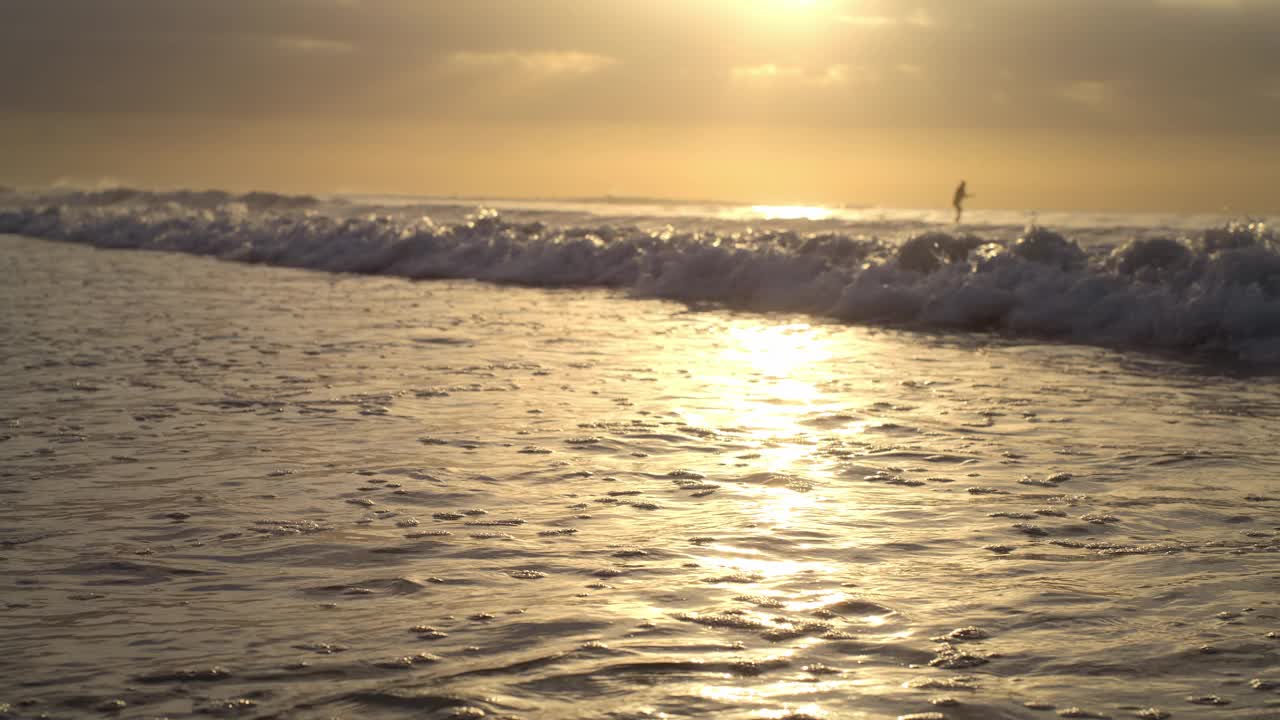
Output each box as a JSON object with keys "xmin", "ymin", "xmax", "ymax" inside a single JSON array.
[
  {"xmin": 31, "ymin": 187, "xmax": 323, "ymax": 212},
  {"xmin": 2, "ymin": 188, "xmax": 1278, "ymax": 362}
]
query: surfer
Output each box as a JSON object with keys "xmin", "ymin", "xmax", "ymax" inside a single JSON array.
[{"xmin": 953, "ymin": 180, "xmax": 971, "ymax": 223}]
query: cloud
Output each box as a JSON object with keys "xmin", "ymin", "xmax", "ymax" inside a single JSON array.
[
  {"xmin": 279, "ymin": 0, "xmax": 360, "ymax": 5},
  {"xmin": 838, "ymin": 7, "xmax": 934, "ymax": 28},
  {"xmin": 838, "ymin": 14, "xmax": 896, "ymax": 27},
  {"xmin": 446, "ymin": 51, "xmax": 616, "ymax": 76},
  {"xmin": 51, "ymin": 176, "xmax": 128, "ymax": 190},
  {"xmin": 273, "ymin": 36, "xmax": 353, "ymax": 54},
  {"xmin": 731, "ymin": 63, "xmax": 855, "ymax": 87},
  {"xmin": 1058, "ymin": 80, "xmax": 1114, "ymax": 108},
  {"xmin": 732, "ymin": 64, "xmax": 797, "ymax": 80},
  {"xmin": 905, "ymin": 8, "xmax": 935, "ymax": 27},
  {"xmin": 1156, "ymin": 0, "xmax": 1242, "ymax": 8}
]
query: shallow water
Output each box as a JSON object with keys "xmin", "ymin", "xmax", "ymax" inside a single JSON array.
[{"xmin": 1, "ymin": 234, "xmax": 1278, "ymax": 719}]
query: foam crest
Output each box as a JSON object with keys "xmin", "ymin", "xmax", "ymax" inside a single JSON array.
[{"xmin": 2, "ymin": 191, "xmax": 1278, "ymax": 362}]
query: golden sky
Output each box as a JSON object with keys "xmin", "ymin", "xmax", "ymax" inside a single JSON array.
[{"xmin": 4, "ymin": 0, "xmax": 1279, "ymax": 212}]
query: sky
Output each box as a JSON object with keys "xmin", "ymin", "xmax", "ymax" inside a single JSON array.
[{"xmin": 3, "ymin": 0, "xmax": 1279, "ymax": 213}]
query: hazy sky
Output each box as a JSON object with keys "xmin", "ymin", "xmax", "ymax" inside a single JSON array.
[{"xmin": 3, "ymin": 0, "xmax": 1279, "ymax": 212}]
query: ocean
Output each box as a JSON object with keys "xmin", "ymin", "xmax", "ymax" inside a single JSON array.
[{"xmin": 0, "ymin": 188, "xmax": 1277, "ymax": 719}]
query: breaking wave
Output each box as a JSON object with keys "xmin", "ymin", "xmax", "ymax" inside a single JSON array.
[{"xmin": 3, "ymin": 189, "xmax": 1279, "ymax": 362}]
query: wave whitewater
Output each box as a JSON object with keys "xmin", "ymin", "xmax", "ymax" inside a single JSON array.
[{"xmin": 3, "ymin": 189, "xmax": 1278, "ymax": 362}]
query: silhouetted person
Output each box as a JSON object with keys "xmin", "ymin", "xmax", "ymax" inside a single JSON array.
[{"xmin": 953, "ymin": 180, "xmax": 971, "ymax": 223}]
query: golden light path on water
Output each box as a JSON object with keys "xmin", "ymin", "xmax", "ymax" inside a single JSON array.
[
  {"xmin": 743, "ymin": 205, "xmax": 837, "ymax": 222},
  {"xmin": 670, "ymin": 321, "xmax": 903, "ymax": 718},
  {"xmin": 676, "ymin": 322, "xmax": 838, "ymax": 527}
]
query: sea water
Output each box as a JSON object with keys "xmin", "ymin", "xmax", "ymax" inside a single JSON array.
[{"xmin": 0, "ymin": 190, "xmax": 1277, "ymax": 719}]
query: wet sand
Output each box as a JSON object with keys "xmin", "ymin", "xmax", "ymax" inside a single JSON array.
[{"xmin": 1, "ymin": 234, "xmax": 1278, "ymax": 719}]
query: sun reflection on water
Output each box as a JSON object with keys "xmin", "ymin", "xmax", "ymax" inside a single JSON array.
[
  {"xmin": 697, "ymin": 543, "xmax": 820, "ymax": 579},
  {"xmin": 781, "ymin": 590, "xmax": 849, "ymax": 612},
  {"xmin": 675, "ymin": 322, "xmax": 852, "ymax": 482},
  {"xmin": 700, "ymin": 683, "xmax": 839, "ymax": 703},
  {"xmin": 721, "ymin": 323, "xmax": 832, "ymax": 378},
  {"xmin": 660, "ymin": 319, "xmax": 906, "ymax": 718},
  {"xmin": 699, "ymin": 681, "xmax": 835, "ymax": 716},
  {"xmin": 742, "ymin": 483, "xmax": 819, "ymax": 528},
  {"xmin": 746, "ymin": 205, "xmax": 836, "ymax": 221},
  {"xmin": 718, "ymin": 324, "xmax": 838, "ymax": 468}
]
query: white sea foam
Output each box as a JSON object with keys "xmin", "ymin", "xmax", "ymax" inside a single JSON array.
[{"xmin": 2, "ymin": 188, "xmax": 1277, "ymax": 361}]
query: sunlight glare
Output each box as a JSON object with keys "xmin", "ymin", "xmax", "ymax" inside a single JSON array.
[
  {"xmin": 783, "ymin": 590, "xmax": 851, "ymax": 612},
  {"xmin": 698, "ymin": 539, "xmax": 830, "ymax": 579},
  {"xmin": 758, "ymin": 0, "xmax": 824, "ymax": 13},
  {"xmin": 723, "ymin": 323, "xmax": 831, "ymax": 378},
  {"xmin": 746, "ymin": 484, "xmax": 818, "ymax": 528},
  {"xmin": 750, "ymin": 205, "xmax": 835, "ymax": 221}
]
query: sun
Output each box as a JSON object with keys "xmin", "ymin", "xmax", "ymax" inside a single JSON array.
[
  {"xmin": 742, "ymin": 0, "xmax": 831, "ymax": 22},
  {"xmin": 758, "ymin": 0, "xmax": 828, "ymax": 17}
]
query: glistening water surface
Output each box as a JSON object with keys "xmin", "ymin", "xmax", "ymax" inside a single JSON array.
[{"xmin": 1, "ymin": 234, "xmax": 1278, "ymax": 719}]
